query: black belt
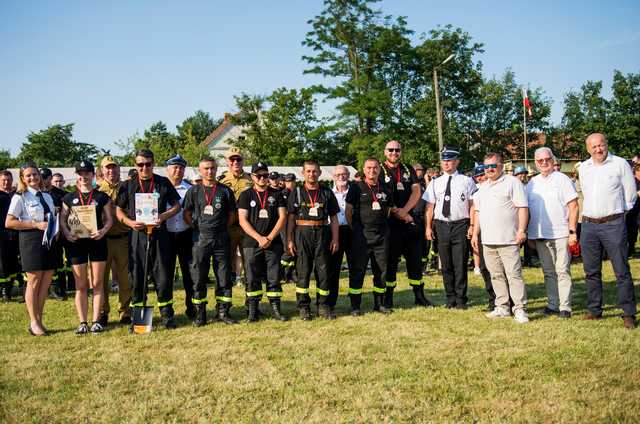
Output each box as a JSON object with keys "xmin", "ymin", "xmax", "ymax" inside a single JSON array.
[
  {"xmin": 434, "ymin": 218, "xmax": 470, "ymax": 225},
  {"xmin": 582, "ymin": 213, "xmax": 624, "ymax": 224}
]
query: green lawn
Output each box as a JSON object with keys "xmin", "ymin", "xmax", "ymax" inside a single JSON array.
[{"xmin": 1, "ymin": 259, "xmax": 639, "ymax": 423}]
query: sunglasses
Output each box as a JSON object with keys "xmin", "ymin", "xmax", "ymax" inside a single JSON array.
[
  {"xmin": 536, "ymin": 158, "xmax": 553, "ymax": 163},
  {"xmin": 386, "ymin": 148, "xmax": 401, "ymax": 153},
  {"xmin": 484, "ymin": 164, "xmax": 498, "ymax": 169},
  {"xmin": 253, "ymin": 173, "xmax": 269, "ymax": 180},
  {"xmin": 136, "ymin": 162, "xmax": 153, "ymax": 168},
  {"xmin": 229, "ymin": 157, "xmax": 243, "ymax": 163}
]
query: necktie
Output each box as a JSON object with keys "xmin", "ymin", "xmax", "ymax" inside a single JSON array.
[
  {"xmin": 442, "ymin": 175, "xmax": 452, "ymax": 218},
  {"xmin": 36, "ymin": 191, "xmax": 52, "ymax": 218}
]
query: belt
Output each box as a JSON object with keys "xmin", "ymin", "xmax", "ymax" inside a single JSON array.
[
  {"xmin": 296, "ymin": 220, "xmax": 327, "ymax": 227},
  {"xmin": 582, "ymin": 213, "xmax": 624, "ymax": 224},
  {"xmin": 434, "ymin": 218, "xmax": 470, "ymax": 225},
  {"xmin": 106, "ymin": 233, "xmax": 129, "ymax": 239}
]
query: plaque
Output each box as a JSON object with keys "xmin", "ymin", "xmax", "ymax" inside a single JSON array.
[{"xmin": 68, "ymin": 205, "xmax": 98, "ymax": 238}]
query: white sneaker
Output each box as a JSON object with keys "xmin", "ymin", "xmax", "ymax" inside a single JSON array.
[
  {"xmin": 485, "ymin": 307, "xmax": 510, "ymax": 318},
  {"xmin": 513, "ymin": 309, "xmax": 530, "ymax": 324},
  {"xmin": 473, "ymin": 267, "xmax": 481, "ymax": 275}
]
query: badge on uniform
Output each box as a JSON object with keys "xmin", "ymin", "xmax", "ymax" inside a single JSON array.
[
  {"xmin": 460, "ymin": 193, "xmax": 466, "ymax": 201},
  {"xmin": 204, "ymin": 205, "xmax": 214, "ymax": 215},
  {"xmin": 397, "ymin": 182, "xmax": 404, "ymax": 190},
  {"xmin": 72, "ymin": 198, "xmax": 79, "ymax": 204},
  {"xmin": 250, "ymin": 200, "xmax": 256, "ymax": 207},
  {"xmin": 259, "ymin": 209, "xmax": 269, "ymax": 219},
  {"xmin": 372, "ymin": 201, "xmax": 381, "ymax": 210},
  {"xmin": 308, "ymin": 207, "xmax": 318, "ymax": 217},
  {"xmin": 385, "ymin": 176, "xmax": 391, "ymax": 183},
  {"xmin": 444, "ymin": 195, "xmax": 451, "ymax": 201}
]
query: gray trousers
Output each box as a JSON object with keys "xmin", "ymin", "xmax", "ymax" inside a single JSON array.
[
  {"xmin": 535, "ymin": 238, "xmax": 572, "ymax": 312},
  {"xmin": 482, "ymin": 244, "xmax": 527, "ymax": 312}
]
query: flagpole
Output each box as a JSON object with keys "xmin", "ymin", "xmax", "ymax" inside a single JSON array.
[{"xmin": 522, "ymin": 88, "xmax": 528, "ymax": 170}]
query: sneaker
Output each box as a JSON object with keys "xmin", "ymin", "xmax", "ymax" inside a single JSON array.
[
  {"xmin": 513, "ymin": 309, "xmax": 530, "ymax": 324},
  {"xmin": 559, "ymin": 310, "xmax": 571, "ymax": 319},
  {"xmin": 111, "ymin": 281, "xmax": 119, "ymax": 293},
  {"xmin": 90, "ymin": 322, "xmax": 104, "ymax": 334},
  {"xmin": 485, "ymin": 307, "xmax": 510, "ymax": 319},
  {"xmin": 75, "ymin": 322, "xmax": 89, "ymax": 335},
  {"xmin": 473, "ymin": 267, "xmax": 481, "ymax": 276}
]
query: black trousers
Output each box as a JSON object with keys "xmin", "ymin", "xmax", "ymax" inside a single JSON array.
[
  {"xmin": 435, "ymin": 219, "xmax": 470, "ymax": 306},
  {"xmin": 168, "ymin": 229, "xmax": 194, "ymax": 311},
  {"xmin": 327, "ymin": 225, "xmax": 353, "ymax": 307},
  {"xmin": 280, "ymin": 227, "xmax": 297, "ymax": 283},
  {"xmin": 379, "ymin": 221, "xmax": 423, "ymax": 287},
  {"xmin": 243, "ymin": 243, "xmax": 284, "ymax": 300},
  {"xmin": 476, "ymin": 234, "xmax": 495, "ymax": 306},
  {"xmin": 190, "ymin": 234, "xmax": 233, "ymax": 305},
  {"xmin": 626, "ymin": 211, "xmax": 639, "ymax": 257},
  {"xmin": 129, "ymin": 229, "xmax": 175, "ymax": 312},
  {"xmin": 295, "ymin": 225, "xmax": 331, "ymax": 308},
  {"xmin": 581, "ymin": 217, "xmax": 637, "ymax": 317},
  {"xmin": 349, "ymin": 226, "xmax": 388, "ymax": 296}
]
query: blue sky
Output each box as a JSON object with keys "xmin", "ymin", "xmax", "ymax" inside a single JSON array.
[{"xmin": 1, "ymin": 0, "xmax": 638, "ymax": 156}]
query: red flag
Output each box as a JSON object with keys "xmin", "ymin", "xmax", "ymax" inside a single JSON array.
[{"xmin": 522, "ymin": 87, "xmax": 532, "ymax": 118}]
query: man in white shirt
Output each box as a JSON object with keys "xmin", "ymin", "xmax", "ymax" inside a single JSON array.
[
  {"xmin": 578, "ymin": 133, "xmax": 637, "ymax": 329},
  {"xmin": 165, "ymin": 154, "xmax": 196, "ymax": 321},
  {"xmin": 527, "ymin": 147, "xmax": 579, "ymax": 318},
  {"xmin": 327, "ymin": 165, "xmax": 352, "ymax": 312},
  {"xmin": 471, "ymin": 152, "xmax": 530, "ymax": 323},
  {"xmin": 424, "ymin": 147, "xmax": 476, "ymax": 309}
]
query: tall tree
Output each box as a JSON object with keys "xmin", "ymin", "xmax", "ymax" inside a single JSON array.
[
  {"xmin": 177, "ymin": 110, "xmax": 222, "ymax": 145},
  {"xmin": 609, "ymin": 70, "xmax": 640, "ymax": 157},
  {"xmin": 0, "ymin": 150, "xmax": 16, "ymax": 170},
  {"xmin": 17, "ymin": 123, "xmax": 102, "ymax": 166}
]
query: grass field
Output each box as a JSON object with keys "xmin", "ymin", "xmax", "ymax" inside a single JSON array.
[{"xmin": 1, "ymin": 258, "xmax": 639, "ymax": 423}]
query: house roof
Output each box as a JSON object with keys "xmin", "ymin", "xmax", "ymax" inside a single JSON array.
[{"xmin": 201, "ymin": 113, "xmax": 236, "ymax": 148}]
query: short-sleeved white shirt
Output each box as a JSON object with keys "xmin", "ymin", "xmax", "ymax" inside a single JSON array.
[
  {"xmin": 7, "ymin": 186, "xmax": 55, "ymax": 223},
  {"xmin": 526, "ymin": 171, "xmax": 578, "ymax": 239},
  {"xmin": 474, "ymin": 174, "xmax": 528, "ymax": 245},
  {"xmin": 423, "ymin": 171, "xmax": 476, "ymax": 221}
]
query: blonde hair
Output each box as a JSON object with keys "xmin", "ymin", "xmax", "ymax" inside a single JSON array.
[{"xmin": 16, "ymin": 166, "xmax": 42, "ymax": 194}]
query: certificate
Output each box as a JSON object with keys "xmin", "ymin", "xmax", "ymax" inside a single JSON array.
[
  {"xmin": 68, "ymin": 205, "xmax": 98, "ymax": 238},
  {"xmin": 135, "ymin": 193, "xmax": 159, "ymax": 224}
]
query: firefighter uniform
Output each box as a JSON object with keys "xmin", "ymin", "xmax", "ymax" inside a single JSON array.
[
  {"xmin": 116, "ymin": 174, "xmax": 181, "ymax": 327},
  {"xmin": 379, "ymin": 162, "xmax": 430, "ymax": 308},
  {"xmin": 279, "ymin": 180, "xmax": 297, "ymax": 284},
  {"xmin": 0, "ymin": 190, "xmax": 18, "ymax": 302},
  {"xmin": 46, "ymin": 182, "xmax": 73, "ymax": 300},
  {"xmin": 287, "ymin": 184, "xmax": 339, "ymax": 319},
  {"xmin": 183, "ymin": 182, "xmax": 237, "ymax": 325},
  {"xmin": 345, "ymin": 180, "xmax": 394, "ymax": 314},
  {"xmin": 238, "ymin": 176, "xmax": 288, "ymax": 321}
]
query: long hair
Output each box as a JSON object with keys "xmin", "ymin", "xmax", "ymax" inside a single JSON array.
[{"xmin": 16, "ymin": 164, "xmax": 42, "ymax": 194}]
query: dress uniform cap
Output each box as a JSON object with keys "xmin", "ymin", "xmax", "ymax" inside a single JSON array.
[
  {"xmin": 251, "ymin": 162, "xmax": 269, "ymax": 174},
  {"xmin": 284, "ymin": 173, "xmax": 296, "ymax": 182},
  {"xmin": 441, "ymin": 147, "xmax": 460, "ymax": 160},
  {"xmin": 165, "ymin": 154, "xmax": 187, "ymax": 167},
  {"xmin": 513, "ymin": 166, "xmax": 528, "ymax": 176},
  {"xmin": 75, "ymin": 160, "xmax": 95, "ymax": 174}
]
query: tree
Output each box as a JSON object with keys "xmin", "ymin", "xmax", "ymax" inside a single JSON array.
[
  {"xmin": 17, "ymin": 123, "xmax": 102, "ymax": 167},
  {"xmin": 609, "ymin": 70, "xmax": 640, "ymax": 157},
  {"xmin": 0, "ymin": 150, "xmax": 16, "ymax": 170},
  {"xmin": 177, "ymin": 110, "xmax": 221, "ymax": 146}
]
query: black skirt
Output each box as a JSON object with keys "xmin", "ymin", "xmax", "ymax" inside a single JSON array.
[{"xmin": 19, "ymin": 229, "xmax": 56, "ymax": 272}]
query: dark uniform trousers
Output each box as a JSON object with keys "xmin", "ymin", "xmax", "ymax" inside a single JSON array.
[
  {"xmin": 581, "ymin": 217, "xmax": 637, "ymax": 317},
  {"xmin": 51, "ymin": 240, "xmax": 74, "ymax": 294},
  {"xmin": 167, "ymin": 229, "xmax": 195, "ymax": 312},
  {"xmin": 435, "ymin": 219, "xmax": 470, "ymax": 306},
  {"xmin": 129, "ymin": 229, "xmax": 175, "ymax": 315},
  {"xmin": 476, "ymin": 233, "xmax": 496, "ymax": 307},
  {"xmin": 279, "ymin": 228, "xmax": 297, "ymax": 283},
  {"xmin": 349, "ymin": 225, "xmax": 388, "ymax": 307},
  {"xmin": 381, "ymin": 220, "xmax": 423, "ymax": 288},
  {"xmin": 295, "ymin": 225, "xmax": 331, "ymax": 308},
  {"xmin": 327, "ymin": 225, "xmax": 353, "ymax": 307},
  {"xmin": 244, "ymin": 243, "xmax": 284, "ymax": 300},
  {"xmin": 190, "ymin": 233, "xmax": 233, "ymax": 306}
]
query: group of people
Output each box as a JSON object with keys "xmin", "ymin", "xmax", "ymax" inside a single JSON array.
[{"xmin": 1, "ymin": 132, "xmax": 638, "ymax": 336}]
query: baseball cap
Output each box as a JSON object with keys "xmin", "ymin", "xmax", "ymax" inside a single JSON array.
[
  {"xmin": 75, "ymin": 160, "xmax": 95, "ymax": 174},
  {"xmin": 166, "ymin": 154, "xmax": 187, "ymax": 167},
  {"xmin": 284, "ymin": 173, "xmax": 296, "ymax": 182},
  {"xmin": 268, "ymin": 171, "xmax": 280, "ymax": 180},
  {"xmin": 40, "ymin": 168, "xmax": 52, "ymax": 179},
  {"xmin": 251, "ymin": 161, "xmax": 269, "ymax": 174},
  {"xmin": 100, "ymin": 156, "xmax": 118, "ymax": 167},
  {"xmin": 225, "ymin": 147, "xmax": 244, "ymax": 160}
]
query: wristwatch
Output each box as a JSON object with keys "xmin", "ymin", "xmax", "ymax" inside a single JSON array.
[{"xmin": 569, "ymin": 230, "xmax": 576, "ymax": 235}]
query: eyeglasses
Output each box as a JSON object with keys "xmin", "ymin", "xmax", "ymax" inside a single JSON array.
[
  {"xmin": 536, "ymin": 158, "xmax": 553, "ymax": 163},
  {"xmin": 334, "ymin": 173, "xmax": 349, "ymax": 177},
  {"xmin": 136, "ymin": 162, "xmax": 153, "ymax": 168},
  {"xmin": 386, "ymin": 148, "xmax": 401, "ymax": 153},
  {"xmin": 484, "ymin": 164, "xmax": 498, "ymax": 169},
  {"xmin": 253, "ymin": 173, "xmax": 268, "ymax": 180},
  {"xmin": 229, "ymin": 157, "xmax": 243, "ymax": 163}
]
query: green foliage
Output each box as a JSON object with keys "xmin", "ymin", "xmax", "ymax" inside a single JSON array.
[
  {"xmin": 609, "ymin": 70, "xmax": 640, "ymax": 157},
  {"xmin": 0, "ymin": 150, "xmax": 17, "ymax": 169},
  {"xmin": 17, "ymin": 123, "xmax": 103, "ymax": 167}
]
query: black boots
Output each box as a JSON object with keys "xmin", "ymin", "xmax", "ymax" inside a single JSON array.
[
  {"xmin": 2, "ymin": 283, "xmax": 11, "ymax": 303},
  {"xmin": 383, "ymin": 287, "xmax": 394, "ymax": 311},
  {"xmin": 160, "ymin": 307, "xmax": 177, "ymax": 330},
  {"xmin": 318, "ymin": 304, "xmax": 336, "ymax": 320},
  {"xmin": 247, "ymin": 299, "xmax": 260, "ymax": 322},
  {"xmin": 217, "ymin": 303, "xmax": 237, "ymax": 325},
  {"xmin": 194, "ymin": 303, "xmax": 207, "ymax": 327},
  {"xmin": 350, "ymin": 294, "xmax": 362, "ymax": 316},
  {"xmin": 413, "ymin": 285, "xmax": 433, "ymax": 307},
  {"xmin": 374, "ymin": 293, "xmax": 392, "ymax": 314},
  {"xmin": 269, "ymin": 299, "xmax": 288, "ymax": 321},
  {"xmin": 299, "ymin": 306, "xmax": 313, "ymax": 321}
]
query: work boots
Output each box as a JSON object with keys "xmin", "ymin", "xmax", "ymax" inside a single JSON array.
[
  {"xmin": 350, "ymin": 294, "xmax": 363, "ymax": 316},
  {"xmin": 217, "ymin": 303, "xmax": 237, "ymax": 325},
  {"xmin": 318, "ymin": 304, "xmax": 336, "ymax": 320},
  {"xmin": 413, "ymin": 284, "xmax": 433, "ymax": 307},
  {"xmin": 160, "ymin": 307, "xmax": 177, "ymax": 330},
  {"xmin": 269, "ymin": 299, "xmax": 289, "ymax": 321},
  {"xmin": 247, "ymin": 299, "xmax": 260, "ymax": 323},
  {"xmin": 374, "ymin": 293, "xmax": 392, "ymax": 314},
  {"xmin": 383, "ymin": 287, "xmax": 394, "ymax": 311},
  {"xmin": 299, "ymin": 306, "xmax": 313, "ymax": 321},
  {"xmin": 194, "ymin": 304, "xmax": 207, "ymax": 327}
]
